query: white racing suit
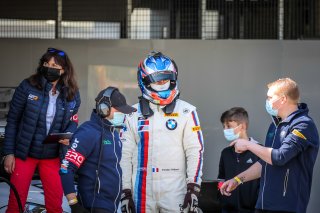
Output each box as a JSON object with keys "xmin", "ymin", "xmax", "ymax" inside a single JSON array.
[{"xmin": 120, "ymin": 99, "xmax": 204, "ymax": 213}]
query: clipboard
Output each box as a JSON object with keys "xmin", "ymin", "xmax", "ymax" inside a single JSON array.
[{"xmin": 43, "ymin": 133, "xmax": 73, "ymax": 144}]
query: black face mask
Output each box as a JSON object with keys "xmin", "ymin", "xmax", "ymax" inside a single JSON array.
[{"xmin": 41, "ymin": 66, "xmax": 61, "ymax": 82}]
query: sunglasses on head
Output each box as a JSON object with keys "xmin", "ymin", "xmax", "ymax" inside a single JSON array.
[{"xmin": 47, "ymin": 48, "xmax": 66, "ymax": 57}]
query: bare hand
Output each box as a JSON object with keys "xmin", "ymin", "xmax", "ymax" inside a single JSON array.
[
  {"xmin": 4, "ymin": 154, "xmax": 15, "ymax": 174},
  {"xmin": 230, "ymin": 138, "xmax": 250, "ymax": 153},
  {"xmin": 219, "ymin": 178, "xmax": 239, "ymax": 196},
  {"xmin": 59, "ymin": 139, "xmax": 70, "ymax": 146}
]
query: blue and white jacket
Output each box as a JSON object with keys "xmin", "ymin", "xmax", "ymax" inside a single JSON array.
[
  {"xmin": 256, "ymin": 103, "xmax": 319, "ymax": 213},
  {"xmin": 60, "ymin": 111, "xmax": 122, "ymax": 212},
  {"xmin": 3, "ymin": 78, "xmax": 80, "ymax": 160}
]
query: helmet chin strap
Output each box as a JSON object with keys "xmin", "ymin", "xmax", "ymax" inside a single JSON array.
[
  {"xmin": 139, "ymin": 96, "xmax": 154, "ymax": 118},
  {"xmin": 139, "ymin": 95, "xmax": 179, "ymax": 118}
]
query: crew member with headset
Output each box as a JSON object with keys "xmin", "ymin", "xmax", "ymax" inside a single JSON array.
[{"xmin": 60, "ymin": 86, "xmax": 136, "ymax": 213}]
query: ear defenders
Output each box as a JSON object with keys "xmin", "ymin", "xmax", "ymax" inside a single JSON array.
[{"xmin": 96, "ymin": 87, "xmax": 118, "ymax": 118}]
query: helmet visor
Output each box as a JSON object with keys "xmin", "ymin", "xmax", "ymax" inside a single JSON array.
[{"xmin": 143, "ymin": 71, "xmax": 177, "ymax": 85}]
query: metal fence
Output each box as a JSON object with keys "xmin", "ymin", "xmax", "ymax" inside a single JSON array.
[{"xmin": 0, "ymin": 0, "xmax": 319, "ymax": 40}]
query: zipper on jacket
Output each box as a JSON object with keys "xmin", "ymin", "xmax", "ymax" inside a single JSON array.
[
  {"xmin": 97, "ymin": 176, "xmax": 101, "ymax": 194},
  {"xmin": 96, "ymin": 170, "xmax": 101, "ymax": 194},
  {"xmin": 262, "ymin": 124, "xmax": 279, "ymax": 209},
  {"xmin": 262, "ymin": 162, "xmax": 267, "ymax": 210},
  {"xmin": 112, "ymin": 128, "xmax": 121, "ymax": 213},
  {"xmin": 283, "ymin": 169, "xmax": 290, "ymax": 197}
]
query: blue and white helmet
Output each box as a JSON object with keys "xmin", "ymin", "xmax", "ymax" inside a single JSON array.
[{"xmin": 137, "ymin": 52, "xmax": 179, "ymax": 105}]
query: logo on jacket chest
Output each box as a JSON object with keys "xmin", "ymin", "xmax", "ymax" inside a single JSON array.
[
  {"xmin": 103, "ymin": 139, "xmax": 112, "ymax": 145},
  {"xmin": 166, "ymin": 119, "xmax": 177, "ymax": 130},
  {"xmin": 280, "ymin": 130, "xmax": 287, "ymax": 140},
  {"xmin": 267, "ymin": 132, "xmax": 274, "ymax": 139},
  {"xmin": 28, "ymin": 94, "xmax": 39, "ymax": 101}
]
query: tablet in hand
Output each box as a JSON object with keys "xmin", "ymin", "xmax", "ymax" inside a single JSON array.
[{"xmin": 43, "ymin": 133, "xmax": 73, "ymax": 144}]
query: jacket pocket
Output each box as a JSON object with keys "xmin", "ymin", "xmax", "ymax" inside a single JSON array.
[{"xmin": 283, "ymin": 168, "xmax": 290, "ymax": 197}]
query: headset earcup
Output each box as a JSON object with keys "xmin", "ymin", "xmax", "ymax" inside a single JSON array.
[
  {"xmin": 98, "ymin": 103, "xmax": 110, "ymax": 118},
  {"xmin": 96, "ymin": 86, "xmax": 117, "ymax": 117}
]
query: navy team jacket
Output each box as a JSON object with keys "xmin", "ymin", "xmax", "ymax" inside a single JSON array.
[
  {"xmin": 60, "ymin": 111, "xmax": 122, "ymax": 212},
  {"xmin": 3, "ymin": 78, "xmax": 80, "ymax": 160},
  {"xmin": 256, "ymin": 103, "xmax": 319, "ymax": 213}
]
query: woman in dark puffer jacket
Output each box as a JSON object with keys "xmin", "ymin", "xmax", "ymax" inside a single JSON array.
[{"xmin": 2, "ymin": 48, "xmax": 81, "ymax": 213}]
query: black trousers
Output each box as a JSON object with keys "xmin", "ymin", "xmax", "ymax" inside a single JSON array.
[
  {"xmin": 255, "ymin": 209, "xmax": 295, "ymax": 213},
  {"xmin": 90, "ymin": 208, "xmax": 110, "ymax": 213}
]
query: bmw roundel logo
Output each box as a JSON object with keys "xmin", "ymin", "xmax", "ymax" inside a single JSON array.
[{"xmin": 166, "ymin": 119, "xmax": 177, "ymax": 130}]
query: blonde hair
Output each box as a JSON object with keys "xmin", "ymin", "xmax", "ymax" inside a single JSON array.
[{"xmin": 267, "ymin": 78, "xmax": 300, "ymax": 103}]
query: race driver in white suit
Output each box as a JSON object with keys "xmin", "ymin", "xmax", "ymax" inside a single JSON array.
[{"xmin": 120, "ymin": 52, "xmax": 204, "ymax": 213}]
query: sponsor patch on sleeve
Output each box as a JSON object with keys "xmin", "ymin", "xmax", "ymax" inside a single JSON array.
[
  {"xmin": 192, "ymin": 126, "xmax": 201, "ymax": 132},
  {"xmin": 164, "ymin": 113, "xmax": 179, "ymax": 117},
  {"xmin": 65, "ymin": 150, "xmax": 85, "ymax": 167},
  {"xmin": 60, "ymin": 159, "xmax": 69, "ymax": 173},
  {"xmin": 70, "ymin": 113, "xmax": 79, "ymax": 123},
  {"xmin": 292, "ymin": 129, "xmax": 307, "ymax": 140}
]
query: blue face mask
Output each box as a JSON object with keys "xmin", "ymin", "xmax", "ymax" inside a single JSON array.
[
  {"xmin": 109, "ymin": 112, "xmax": 125, "ymax": 126},
  {"xmin": 223, "ymin": 125, "xmax": 240, "ymax": 141},
  {"xmin": 265, "ymin": 99, "xmax": 278, "ymax": 116}
]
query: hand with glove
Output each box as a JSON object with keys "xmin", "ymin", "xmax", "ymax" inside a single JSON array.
[
  {"xmin": 70, "ymin": 202, "xmax": 89, "ymax": 213},
  {"xmin": 121, "ymin": 189, "xmax": 136, "ymax": 213},
  {"xmin": 180, "ymin": 183, "xmax": 201, "ymax": 213}
]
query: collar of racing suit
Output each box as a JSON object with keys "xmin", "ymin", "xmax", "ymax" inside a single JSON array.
[
  {"xmin": 138, "ymin": 96, "xmax": 178, "ymax": 118},
  {"xmin": 149, "ymin": 102, "xmax": 165, "ymax": 111}
]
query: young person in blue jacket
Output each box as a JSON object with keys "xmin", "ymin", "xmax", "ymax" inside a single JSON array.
[
  {"xmin": 220, "ymin": 78, "xmax": 319, "ymax": 213},
  {"xmin": 2, "ymin": 47, "xmax": 81, "ymax": 213},
  {"xmin": 60, "ymin": 87, "xmax": 136, "ymax": 213}
]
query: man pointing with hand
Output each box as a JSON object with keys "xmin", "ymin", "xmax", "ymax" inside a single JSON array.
[{"xmin": 220, "ymin": 78, "xmax": 319, "ymax": 213}]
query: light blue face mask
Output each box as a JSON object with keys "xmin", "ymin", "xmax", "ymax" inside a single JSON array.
[
  {"xmin": 109, "ymin": 112, "xmax": 125, "ymax": 126},
  {"xmin": 223, "ymin": 125, "xmax": 240, "ymax": 141},
  {"xmin": 265, "ymin": 99, "xmax": 278, "ymax": 116}
]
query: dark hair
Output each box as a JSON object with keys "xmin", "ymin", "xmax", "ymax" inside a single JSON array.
[
  {"xmin": 220, "ymin": 107, "xmax": 249, "ymax": 127},
  {"xmin": 28, "ymin": 48, "xmax": 78, "ymax": 101}
]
